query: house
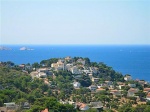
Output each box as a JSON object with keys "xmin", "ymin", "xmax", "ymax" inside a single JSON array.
[
  {"xmin": 146, "ymin": 92, "xmax": 150, "ymax": 101},
  {"xmin": 65, "ymin": 56, "xmax": 72, "ymax": 63},
  {"xmin": 105, "ymin": 81, "xmax": 113, "ymax": 87},
  {"xmin": 89, "ymin": 67, "xmax": 98, "ymax": 74},
  {"xmin": 77, "ymin": 59, "xmax": 85, "ymax": 65},
  {"xmin": 97, "ymin": 84, "xmax": 105, "ymax": 88},
  {"xmin": 127, "ymin": 88, "xmax": 139, "ymax": 97},
  {"xmin": 128, "ymin": 84, "xmax": 136, "ymax": 88},
  {"xmin": 118, "ymin": 84, "xmax": 125, "ymax": 90},
  {"xmin": 57, "ymin": 61, "xmax": 64, "ymax": 69},
  {"xmin": 51, "ymin": 61, "xmax": 65, "ymax": 70},
  {"xmin": 73, "ymin": 82, "xmax": 81, "ymax": 89},
  {"xmin": 30, "ymin": 71, "xmax": 39, "ymax": 79},
  {"xmin": 117, "ymin": 82, "xmax": 124, "ymax": 85},
  {"xmin": 124, "ymin": 75, "xmax": 132, "ymax": 81},
  {"xmin": 90, "ymin": 101, "xmax": 103, "ymax": 108},
  {"xmin": 4, "ymin": 102, "xmax": 16, "ymax": 110},
  {"xmin": 110, "ymin": 90, "xmax": 121, "ymax": 96},
  {"xmin": 19, "ymin": 64, "xmax": 25, "ymax": 69},
  {"xmin": 144, "ymin": 88, "xmax": 150, "ymax": 93},
  {"xmin": 0, "ymin": 107, "xmax": 7, "ymax": 112},
  {"xmin": 96, "ymin": 88, "xmax": 105, "ymax": 93},
  {"xmin": 44, "ymin": 79, "xmax": 50, "ymax": 85},
  {"xmin": 70, "ymin": 66, "xmax": 80, "ymax": 74},
  {"xmin": 58, "ymin": 59, "xmax": 65, "ymax": 63},
  {"xmin": 38, "ymin": 72, "xmax": 47, "ymax": 78},
  {"xmin": 25, "ymin": 65, "xmax": 32, "ymax": 70},
  {"xmin": 41, "ymin": 108, "xmax": 48, "ymax": 112},
  {"xmin": 92, "ymin": 77, "xmax": 100, "ymax": 83},
  {"xmin": 82, "ymin": 70, "xmax": 91, "ymax": 74},
  {"xmin": 38, "ymin": 68, "xmax": 49, "ymax": 73},
  {"xmin": 88, "ymin": 74, "xmax": 93, "ymax": 79},
  {"xmin": 51, "ymin": 63, "xmax": 58, "ymax": 68},
  {"xmin": 22, "ymin": 102, "xmax": 30, "ymax": 109},
  {"xmin": 65, "ymin": 64, "xmax": 73, "ymax": 71},
  {"xmin": 89, "ymin": 85, "xmax": 97, "ymax": 91},
  {"xmin": 77, "ymin": 103, "xmax": 89, "ymax": 111},
  {"xmin": 138, "ymin": 80, "xmax": 146, "ymax": 86}
]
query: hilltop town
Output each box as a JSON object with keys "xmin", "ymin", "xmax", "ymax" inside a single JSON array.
[{"xmin": 0, "ymin": 57, "xmax": 150, "ymax": 112}]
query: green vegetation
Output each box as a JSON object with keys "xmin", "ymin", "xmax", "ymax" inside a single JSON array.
[{"xmin": 0, "ymin": 57, "xmax": 150, "ymax": 112}]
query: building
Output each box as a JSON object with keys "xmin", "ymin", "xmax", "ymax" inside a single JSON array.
[
  {"xmin": 144, "ymin": 88, "xmax": 150, "ymax": 93},
  {"xmin": 65, "ymin": 56, "xmax": 72, "ymax": 63},
  {"xmin": 65, "ymin": 64, "xmax": 73, "ymax": 71},
  {"xmin": 96, "ymin": 88, "xmax": 105, "ymax": 93},
  {"xmin": 89, "ymin": 67, "xmax": 98, "ymax": 74},
  {"xmin": 118, "ymin": 84, "xmax": 125, "ymax": 90},
  {"xmin": 77, "ymin": 59, "xmax": 85, "ymax": 65},
  {"xmin": 127, "ymin": 88, "xmax": 139, "ymax": 97},
  {"xmin": 124, "ymin": 75, "xmax": 132, "ymax": 81},
  {"xmin": 92, "ymin": 77, "xmax": 100, "ymax": 83},
  {"xmin": 90, "ymin": 101, "xmax": 103, "ymax": 109},
  {"xmin": 105, "ymin": 81, "xmax": 113, "ymax": 87},
  {"xmin": 77, "ymin": 103, "xmax": 89, "ymax": 111},
  {"xmin": 128, "ymin": 84, "xmax": 136, "ymax": 88},
  {"xmin": 38, "ymin": 72, "xmax": 47, "ymax": 78},
  {"xmin": 110, "ymin": 90, "xmax": 121, "ymax": 96},
  {"xmin": 51, "ymin": 63, "xmax": 58, "ymax": 68},
  {"xmin": 0, "ymin": 107, "xmax": 7, "ymax": 112},
  {"xmin": 89, "ymin": 85, "xmax": 97, "ymax": 91},
  {"xmin": 41, "ymin": 108, "xmax": 48, "ymax": 112},
  {"xmin": 146, "ymin": 92, "xmax": 150, "ymax": 101},
  {"xmin": 4, "ymin": 102, "xmax": 16, "ymax": 110},
  {"xmin": 73, "ymin": 82, "xmax": 81, "ymax": 89},
  {"xmin": 30, "ymin": 71, "xmax": 39, "ymax": 79},
  {"xmin": 70, "ymin": 66, "xmax": 80, "ymax": 74}
]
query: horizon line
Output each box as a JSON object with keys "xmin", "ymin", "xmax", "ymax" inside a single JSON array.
[{"xmin": 1, "ymin": 44, "xmax": 150, "ymax": 46}]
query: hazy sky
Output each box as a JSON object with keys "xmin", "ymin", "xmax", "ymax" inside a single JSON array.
[{"xmin": 1, "ymin": 0, "xmax": 150, "ymax": 45}]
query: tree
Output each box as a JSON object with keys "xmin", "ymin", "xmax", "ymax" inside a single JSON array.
[{"xmin": 32, "ymin": 62, "xmax": 39, "ymax": 69}]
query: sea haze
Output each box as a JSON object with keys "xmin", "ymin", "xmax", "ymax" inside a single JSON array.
[{"xmin": 0, "ymin": 45, "xmax": 150, "ymax": 81}]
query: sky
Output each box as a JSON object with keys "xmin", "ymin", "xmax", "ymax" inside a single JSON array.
[{"xmin": 0, "ymin": 0, "xmax": 150, "ymax": 45}]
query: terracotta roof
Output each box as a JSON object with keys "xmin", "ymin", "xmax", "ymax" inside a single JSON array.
[
  {"xmin": 146, "ymin": 92, "xmax": 150, "ymax": 98},
  {"xmin": 110, "ymin": 90, "xmax": 119, "ymax": 92},
  {"xmin": 41, "ymin": 108, "xmax": 48, "ymax": 112},
  {"xmin": 97, "ymin": 88, "xmax": 105, "ymax": 91},
  {"xmin": 144, "ymin": 88, "xmax": 150, "ymax": 91}
]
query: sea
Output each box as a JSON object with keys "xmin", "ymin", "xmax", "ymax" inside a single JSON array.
[{"xmin": 0, "ymin": 45, "xmax": 150, "ymax": 82}]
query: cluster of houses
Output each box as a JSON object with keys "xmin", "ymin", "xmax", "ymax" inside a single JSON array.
[
  {"xmin": 29, "ymin": 57, "xmax": 150, "ymax": 111},
  {"xmin": 1, "ymin": 57, "xmax": 150, "ymax": 112}
]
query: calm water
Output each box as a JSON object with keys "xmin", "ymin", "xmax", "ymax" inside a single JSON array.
[{"xmin": 0, "ymin": 45, "xmax": 150, "ymax": 81}]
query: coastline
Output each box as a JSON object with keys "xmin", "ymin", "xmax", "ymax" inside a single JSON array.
[{"xmin": 0, "ymin": 45, "xmax": 150, "ymax": 82}]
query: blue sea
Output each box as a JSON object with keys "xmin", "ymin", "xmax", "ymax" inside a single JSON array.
[{"xmin": 0, "ymin": 45, "xmax": 150, "ymax": 82}]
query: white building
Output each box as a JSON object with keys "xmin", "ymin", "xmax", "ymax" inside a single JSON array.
[
  {"xmin": 38, "ymin": 72, "xmax": 47, "ymax": 78},
  {"xmin": 124, "ymin": 75, "xmax": 132, "ymax": 81},
  {"xmin": 92, "ymin": 77, "xmax": 100, "ymax": 83},
  {"xmin": 73, "ymin": 82, "xmax": 81, "ymax": 88}
]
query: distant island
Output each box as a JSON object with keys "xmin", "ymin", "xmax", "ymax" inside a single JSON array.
[
  {"xmin": 19, "ymin": 47, "xmax": 34, "ymax": 50},
  {"xmin": 0, "ymin": 46, "xmax": 12, "ymax": 50}
]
